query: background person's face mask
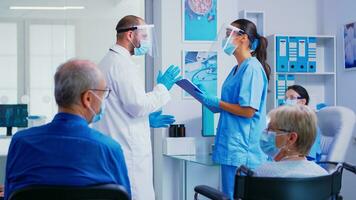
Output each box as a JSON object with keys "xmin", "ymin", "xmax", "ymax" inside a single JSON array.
[
  {"xmin": 285, "ymin": 99, "xmax": 298, "ymax": 106},
  {"xmin": 260, "ymin": 129, "xmax": 288, "ymax": 159}
]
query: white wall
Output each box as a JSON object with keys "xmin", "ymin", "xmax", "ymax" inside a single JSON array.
[
  {"xmin": 319, "ymin": 0, "xmax": 356, "ymax": 199},
  {"xmin": 153, "ymin": 0, "xmax": 320, "ymax": 199},
  {"xmin": 237, "ymin": 0, "xmax": 319, "ymax": 36}
]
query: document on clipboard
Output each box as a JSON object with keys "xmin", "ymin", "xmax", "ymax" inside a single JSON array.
[{"xmin": 176, "ymin": 79, "xmax": 220, "ymax": 113}]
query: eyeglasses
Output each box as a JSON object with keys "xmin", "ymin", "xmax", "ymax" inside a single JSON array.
[
  {"xmin": 285, "ymin": 96, "xmax": 304, "ymax": 100},
  {"xmin": 88, "ymin": 88, "xmax": 111, "ymax": 99},
  {"xmin": 266, "ymin": 127, "xmax": 292, "ymax": 135}
]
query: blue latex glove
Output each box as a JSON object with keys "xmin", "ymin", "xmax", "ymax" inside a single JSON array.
[
  {"xmin": 149, "ymin": 111, "xmax": 175, "ymax": 128},
  {"xmin": 157, "ymin": 65, "xmax": 183, "ymax": 90},
  {"xmin": 194, "ymin": 81, "xmax": 220, "ymax": 108}
]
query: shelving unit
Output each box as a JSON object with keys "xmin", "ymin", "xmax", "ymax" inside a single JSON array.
[
  {"xmin": 239, "ymin": 10, "xmax": 265, "ymax": 36},
  {"xmin": 266, "ymin": 34, "xmax": 336, "ymax": 111}
]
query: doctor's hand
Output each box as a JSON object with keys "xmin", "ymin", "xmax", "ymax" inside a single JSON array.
[
  {"xmin": 149, "ymin": 111, "xmax": 175, "ymax": 128},
  {"xmin": 157, "ymin": 65, "xmax": 182, "ymax": 91}
]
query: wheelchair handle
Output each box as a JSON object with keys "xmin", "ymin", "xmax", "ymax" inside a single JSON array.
[{"xmin": 343, "ymin": 162, "xmax": 356, "ymax": 174}]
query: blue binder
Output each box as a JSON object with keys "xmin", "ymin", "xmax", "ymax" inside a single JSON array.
[
  {"xmin": 288, "ymin": 37, "xmax": 298, "ymax": 72},
  {"xmin": 307, "ymin": 37, "xmax": 317, "ymax": 72},
  {"xmin": 276, "ymin": 36, "xmax": 289, "ymax": 72},
  {"xmin": 276, "ymin": 75, "xmax": 286, "ymax": 106},
  {"xmin": 176, "ymin": 79, "xmax": 220, "ymax": 113},
  {"xmin": 297, "ymin": 37, "xmax": 308, "ymax": 72}
]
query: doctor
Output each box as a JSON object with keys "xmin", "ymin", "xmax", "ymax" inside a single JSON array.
[
  {"xmin": 93, "ymin": 15, "xmax": 181, "ymax": 200},
  {"xmin": 196, "ymin": 19, "xmax": 270, "ymax": 199}
]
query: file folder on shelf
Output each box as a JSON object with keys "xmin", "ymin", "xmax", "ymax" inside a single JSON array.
[
  {"xmin": 276, "ymin": 36, "xmax": 289, "ymax": 72},
  {"xmin": 297, "ymin": 37, "xmax": 308, "ymax": 72},
  {"xmin": 288, "ymin": 37, "xmax": 298, "ymax": 72},
  {"xmin": 286, "ymin": 75, "xmax": 295, "ymax": 87},
  {"xmin": 307, "ymin": 37, "xmax": 317, "ymax": 72},
  {"xmin": 276, "ymin": 75, "xmax": 286, "ymax": 106}
]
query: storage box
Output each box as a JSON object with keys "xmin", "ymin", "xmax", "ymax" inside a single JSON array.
[{"xmin": 163, "ymin": 137, "xmax": 196, "ymax": 155}]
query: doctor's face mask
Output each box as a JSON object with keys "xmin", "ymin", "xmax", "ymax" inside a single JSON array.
[{"xmin": 129, "ymin": 24, "xmax": 156, "ymax": 57}]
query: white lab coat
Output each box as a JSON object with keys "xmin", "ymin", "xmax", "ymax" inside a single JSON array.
[{"xmin": 93, "ymin": 44, "xmax": 170, "ymax": 200}]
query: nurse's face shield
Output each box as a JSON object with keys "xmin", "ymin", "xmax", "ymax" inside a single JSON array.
[
  {"xmin": 210, "ymin": 24, "xmax": 245, "ymax": 54},
  {"xmin": 132, "ymin": 24, "xmax": 158, "ymax": 57}
]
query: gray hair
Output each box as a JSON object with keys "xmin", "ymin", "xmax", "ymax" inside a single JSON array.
[
  {"xmin": 54, "ymin": 59, "xmax": 100, "ymax": 107},
  {"xmin": 268, "ymin": 105, "xmax": 317, "ymax": 155}
]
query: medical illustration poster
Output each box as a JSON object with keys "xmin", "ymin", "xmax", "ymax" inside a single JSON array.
[
  {"xmin": 344, "ymin": 21, "xmax": 356, "ymax": 70},
  {"xmin": 183, "ymin": 51, "xmax": 217, "ymax": 99},
  {"xmin": 183, "ymin": 0, "xmax": 217, "ymax": 41},
  {"xmin": 183, "ymin": 50, "xmax": 217, "ymax": 137}
]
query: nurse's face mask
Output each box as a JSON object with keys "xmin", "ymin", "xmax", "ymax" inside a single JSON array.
[
  {"xmin": 210, "ymin": 24, "xmax": 245, "ymax": 56},
  {"xmin": 260, "ymin": 127, "xmax": 291, "ymax": 160},
  {"xmin": 284, "ymin": 90, "xmax": 305, "ymax": 106}
]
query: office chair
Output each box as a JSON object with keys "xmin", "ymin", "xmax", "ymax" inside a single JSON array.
[
  {"xmin": 9, "ymin": 184, "xmax": 130, "ymax": 200},
  {"xmin": 317, "ymin": 106, "xmax": 356, "ymax": 162},
  {"xmin": 194, "ymin": 162, "xmax": 356, "ymax": 200}
]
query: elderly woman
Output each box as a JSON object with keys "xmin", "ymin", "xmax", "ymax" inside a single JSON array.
[{"xmin": 256, "ymin": 105, "xmax": 328, "ymax": 177}]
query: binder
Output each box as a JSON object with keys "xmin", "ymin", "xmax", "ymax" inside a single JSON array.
[
  {"xmin": 307, "ymin": 37, "xmax": 317, "ymax": 72},
  {"xmin": 276, "ymin": 75, "xmax": 286, "ymax": 106},
  {"xmin": 176, "ymin": 79, "xmax": 220, "ymax": 113},
  {"xmin": 288, "ymin": 37, "xmax": 298, "ymax": 72},
  {"xmin": 286, "ymin": 75, "xmax": 295, "ymax": 87},
  {"xmin": 297, "ymin": 37, "xmax": 308, "ymax": 72},
  {"xmin": 276, "ymin": 36, "xmax": 289, "ymax": 72}
]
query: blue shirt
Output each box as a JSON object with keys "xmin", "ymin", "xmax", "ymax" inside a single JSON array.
[
  {"xmin": 213, "ymin": 57, "xmax": 268, "ymax": 168},
  {"xmin": 4, "ymin": 113, "xmax": 131, "ymax": 200}
]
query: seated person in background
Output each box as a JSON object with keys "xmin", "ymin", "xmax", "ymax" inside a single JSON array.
[
  {"xmin": 285, "ymin": 85, "xmax": 322, "ymax": 161},
  {"xmin": 4, "ymin": 59, "xmax": 131, "ymax": 200},
  {"xmin": 256, "ymin": 105, "xmax": 328, "ymax": 177}
]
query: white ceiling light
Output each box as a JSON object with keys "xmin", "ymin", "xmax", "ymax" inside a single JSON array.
[{"xmin": 9, "ymin": 6, "xmax": 85, "ymax": 10}]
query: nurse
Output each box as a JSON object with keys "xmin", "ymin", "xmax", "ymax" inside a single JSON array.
[{"xmin": 197, "ymin": 19, "xmax": 271, "ymax": 198}]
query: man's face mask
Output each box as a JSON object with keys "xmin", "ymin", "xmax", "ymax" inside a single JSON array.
[
  {"xmin": 133, "ymin": 39, "xmax": 152, "ymax": 56},
  {"xmin": 89, "ymin": 92, "xmax": 105, "ymax": 123}
]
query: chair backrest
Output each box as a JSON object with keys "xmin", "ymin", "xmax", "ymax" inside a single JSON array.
[
  {"xmin": 234, "ymin": 170, "xmax": 342, "ymax": 200},
  {"xmin": 317, "ymin": 106, "xmax": 356, "ymax": 162},
  {"xmin": 9, "ymin": 184, "xmax": 130, "ymax": 200}
]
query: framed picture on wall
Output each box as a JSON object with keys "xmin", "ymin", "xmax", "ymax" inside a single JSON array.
[
  {"xmin": 182, "ymin": 50, "xmax": 217, "ymax": 137},
  {"xmin": 182, "ymin": 50, "xmax": 217, "ymax": 99},
  {"xmin": 343, "ymin": 21, "xmax": 356, "ymax": 70},
  {"xmin": 183, "ymin": 0, "xmax": 217, "ymax": 42}
]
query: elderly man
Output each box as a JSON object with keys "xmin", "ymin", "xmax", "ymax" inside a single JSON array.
[{"xmin": 4, "ymin": 59, "xmax": 130, "ymax": 200}]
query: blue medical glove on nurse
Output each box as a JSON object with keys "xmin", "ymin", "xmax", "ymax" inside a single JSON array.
[
  {"xmin": 194, "ymin": 81, "xmax": 220, "ymax": 108},
  {"xmin": 157, "ymin": 65, "xmax": 182, "ymax": 90},
  {"xmin": 149, "ymin": 110, "xmax": 175, "ymax": 128}
]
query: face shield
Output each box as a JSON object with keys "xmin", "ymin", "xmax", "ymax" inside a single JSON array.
[
  {"xmin": 210, "ymin": 24, "xmax": 245, "ymax": 56},
  {"xmin": 131, "ymin": 24, "xmax": 157, "ymax": 57}
]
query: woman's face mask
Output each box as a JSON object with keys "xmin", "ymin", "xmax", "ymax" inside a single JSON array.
[
  {"xmin": 222, "ymin": 37, "xmax": 238, "ymax": 56},
  {"xmin": 260, "ymin": 129, "xmax": 289, "ymax": 159}
]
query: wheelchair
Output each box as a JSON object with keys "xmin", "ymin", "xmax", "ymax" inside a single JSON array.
[{"xmin": 194, "ymin": 161, "xmax": 356, "ymax": 200}]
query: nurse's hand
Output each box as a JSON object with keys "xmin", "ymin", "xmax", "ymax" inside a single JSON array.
[
  {"xmin": 157, "ymin": 65, "xmax": 183, "ymax": 91},
  {"xmin": 197, "ymin": 92, "xmax": 220, "ymax": 108},
  {"xmin": 149, "ymin": 111, "xmax": 175, "ymax": 128}
]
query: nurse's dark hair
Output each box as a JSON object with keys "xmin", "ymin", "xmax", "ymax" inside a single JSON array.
[
  {"xmin": 116, "ymin": 15, "xmax": 144, "ymax": 39},
  {"xmin": 231, "ymin": 19, "xmax": 271, "ymax": 81},
  {"xmin": 287, "ymin": 85, "xmax": 310, "ymax": 105}
]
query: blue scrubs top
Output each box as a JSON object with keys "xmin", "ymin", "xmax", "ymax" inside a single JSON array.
[
  {"xmin": 5, "ymin": 113, "xmax": 131, "ymax": 200},
  {"xmin": 213, "ymin": 57, "xmax": 268, "ymax": 169},
  {"xmin": 308, "ymin": 126, "xmax": 322, "ymax": 160}
]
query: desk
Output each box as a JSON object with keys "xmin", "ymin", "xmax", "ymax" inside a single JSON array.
[{"xmin": 164, "ymin": 154, "xmax": 219, "ymax": 200}]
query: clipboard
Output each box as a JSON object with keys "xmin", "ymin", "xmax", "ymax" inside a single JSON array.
[{"xmin": 176, "ymin": 79, "xmax": 220, "ymax": 113}]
